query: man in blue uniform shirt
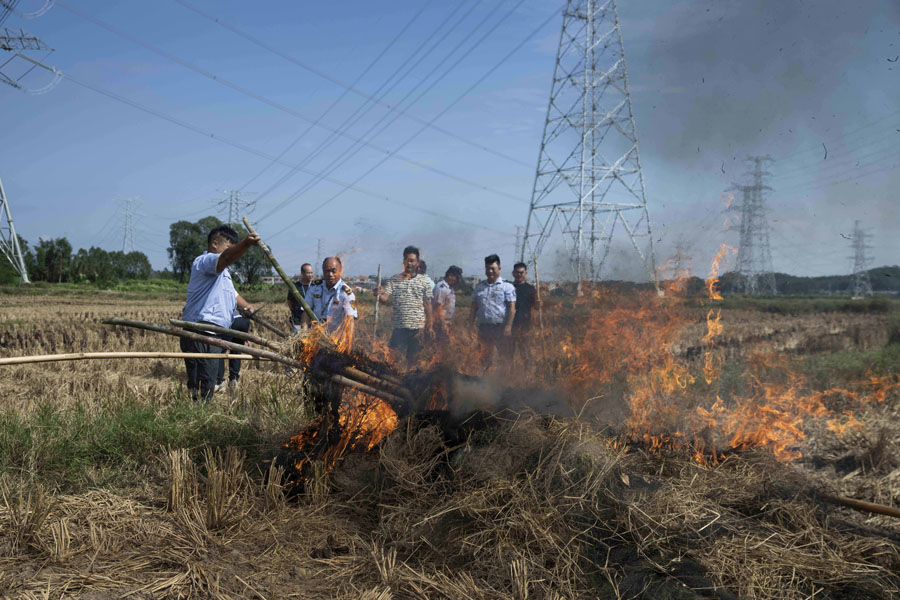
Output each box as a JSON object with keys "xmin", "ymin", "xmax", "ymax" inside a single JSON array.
[
  {"xmin": 304, "ymin": 256, "xmax": 358, "ymax": 345},
  {"xmin": 470, "ymin": 254, "xmax": 516, "ymax": 371},
  {"xmin": 180, "ymin": 225, "xmax": 260, "ymax": 401}
]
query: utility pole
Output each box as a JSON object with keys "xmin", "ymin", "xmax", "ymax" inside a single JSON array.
[
  {"xmin": 521, "ymin": 0, "xmax": 658, "ymax": 290},
  {"xmin": 0, "ymin": 175, "xmax": 30, "ymax": 282},
  {"xmin": 729, "ymin": 156, "xmax": 777, "ymax": 295},
  {"xmin": 849, "ymin": 220, "xmax": 873, "ymax": 297},
  {"xmin": 214, "ymin": 189, "xmax": 256, "ymax": 226}
]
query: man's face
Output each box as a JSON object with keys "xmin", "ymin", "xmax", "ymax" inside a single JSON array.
[
  {"xmin": 445, "ymin": 273, "xmax": 458, "ymax": 287},
  {"xmin": 300, "ymin": 264, "xmax": 314, "ymax": 284},
  {"xmin": 209, "ymin": 235, "xmax": 234, "ymax": 254},
  {"xmin": 403, "ymin": 253, "xmax": 419, "ymax": 276},
  {"xmin": 322, "ymin": 258, "xmax": 341, "ymax": 288},
  {"xmin": 485, "ymin": 261, "xmax": 500, "ymax": 283},
  {"xmin": 513, "ymin": 266, "xmax": 527, "ymax": 284}
]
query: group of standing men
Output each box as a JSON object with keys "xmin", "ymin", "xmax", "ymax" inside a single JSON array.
[{"xmin": 180, "ymin": 225, "xmax": 540, "ymax": 401}]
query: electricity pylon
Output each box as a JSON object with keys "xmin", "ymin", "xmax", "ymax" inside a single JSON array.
[
  {"xmin": 0, "ymin": 26, "xmax": 60, "ymax": 93},
  {"xmin": 215, "ymin": 189, "xmax": 256, "ymax": 226},
  {"xmin": 0, "ymin": 175, "xmax": 30, "ymax": 282},
  {"xmin": 121, "ymin": 197, "xmax": 136, "ymax": 253},
  {"xmin": 521, "ymin": 0, "xmax": 658, "ymax": 288},
  {"xmin": 849, "ymin": 220, "xmax": 873, "ymax": 297},
  {"xmin": 729, "ymin": 156, "xmax": 777, "ymax": 295}
]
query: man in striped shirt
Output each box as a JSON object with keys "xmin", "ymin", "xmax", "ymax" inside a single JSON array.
[{"xmin": 376, "ymin": 245, "xmax": 434, "ymax": 365}]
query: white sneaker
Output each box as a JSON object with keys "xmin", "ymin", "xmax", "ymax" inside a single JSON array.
[
  {"xmin": 214, "ymin": 382, "xmax": 226, "ymax": 394},
  {"xmin": 228, "ymin": 379, "xmax": 239, "ymax": 392}
]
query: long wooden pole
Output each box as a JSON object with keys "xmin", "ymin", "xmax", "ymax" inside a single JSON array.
[
  {"xmin": 104, "ymin": 319, "xmax": 407, "ymax": 405},
  {"xmin": 0, "ymin": 352, "xmax": 264, "ymax": 366},
  {"xmin": 826, "ymin": 494, "xmax": 900, "ymax": 519},
  {"xmin": 240, "ymin": 309, "xmax": 288, "ymax": 339},
  {"xmin": 170, "ymin": 319, "xmax": 281, "ymax": 351},
  {"xmin": 373, "ymin": 263, "xmax": 382, "ymax": 336},
  {"xmin": 242, "ymin": 216, "xmax": 319, "ymax": 325}
]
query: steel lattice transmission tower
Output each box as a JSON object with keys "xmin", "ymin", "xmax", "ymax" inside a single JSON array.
[
  {"xmin": 729, "ymin": 156, "xmax": 777, "ymax": 295},
  {"xmin": 215, "ymin": 189, "xmax": 256, "ymax": 226},
  {"xmin": 521, "ymin": 0, "xmax": 657, "ymax": 287},
  {"xmin": 0, "ymin": 175, "xmax": 30, "ymax": 282},
  {"xmin": 120, "ymin": 197, "xmax": 136, "ymax": 253},
  {"xmin": 849, "ymin": 220, "xmax": 873, "ymax": 297}
]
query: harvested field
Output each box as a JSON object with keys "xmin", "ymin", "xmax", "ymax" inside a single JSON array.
[{"xmin": 1, "ymin": 290, "xmax": 899, "ymax": 599}]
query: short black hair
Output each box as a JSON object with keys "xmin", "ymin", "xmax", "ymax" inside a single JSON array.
[
  {"xmin": 301, "ymin": 263, "xmax": 312, "ymax": 270},
  {"xmin": 513, "ymin": 262, "xmax": 527, "ymax": 271},
  {"xmin": 484, "ymin": 254, "xmax": 500, "ymax": 267},
  {"xmin": 208, "ymin": 225, "xmax": 238, "ymax": 245},
  {"xmin": 418, "ymin": 260, "xmax": 427, "ymax": 273},
  {"xmin": 403, "ymin": 245, "xmax": 420, "ymax": 259},
  {"xmin": 445, "ymin": 265, "xmax": 462, "ymax": 279}
]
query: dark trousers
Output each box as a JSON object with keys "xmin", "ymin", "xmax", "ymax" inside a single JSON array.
[
  {"xmin": 180, "ymin": 333, "xmax": 224, "ymax": 401},
  {"xmin": 389, "ymin": 328, "xmax": 422, "ymax": 364},
  {"xmin": 217, "ymin": 316, "xmax": 251, "ymax": 384},
  {"xmin": 478, "ymin": 323, "xmax": 511, "ymax": 371}
]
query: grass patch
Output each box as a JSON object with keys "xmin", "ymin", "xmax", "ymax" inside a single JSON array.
[
  {"xmin": 0, "ymin": 389, "xmax": 310, "ymax": 492},
  {"xmin": 719, "ymin": 295, "xmax": 899, "ymax": 315},
  {"xmin": 801, "ymin": 343, "xmax": 900, "ymax": 389}
]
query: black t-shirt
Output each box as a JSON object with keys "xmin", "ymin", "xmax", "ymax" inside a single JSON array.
[
  {"xmin": 512, "ymin": 282, "xmax": 536, "ymax": 328},
  {"xmin": 288, "ymin": 282, "xmax": 314, "ymax": 323}
]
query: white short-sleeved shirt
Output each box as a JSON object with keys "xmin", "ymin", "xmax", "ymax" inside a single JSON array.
[
  {"xmin": 182, "ymin": 252, "xmax": 236, "ymax": 328},
  {"xmin": 473, "ymin": 277, "xmax": 516, "ymax": 325},
  {"xmin": 308, "ymin": 278, "xmax": 358, "ymax": 333},
  {"xmin": 432, "ymin": 279, "xmax": 455, "ymax": 324}
]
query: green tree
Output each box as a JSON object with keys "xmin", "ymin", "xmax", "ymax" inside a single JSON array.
[
  {"xmin": 229, "ymin": 223, "xmax": 271, "ymax": 284},
  {"xmin": 32, "ymin": 238, "xmax": 72, "ymax": 282},
  {"xmin": 167, "ymin": 216, "xmax": 222, "ymax": 282}
]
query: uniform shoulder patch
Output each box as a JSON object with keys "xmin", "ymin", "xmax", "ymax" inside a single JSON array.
[
  {"xmin": 312, "ymin": 278, "xmax": 323, "ymax": 285},
  {"xmin": 343, "ymin": 285, "xmax": 352, "ymax": 294}
]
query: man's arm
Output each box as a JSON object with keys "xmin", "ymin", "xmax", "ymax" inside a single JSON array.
[
  {"xmin": 423, "ymin": 297, "xmax": 433, "ymax": 333},
  {"xmin": 375, "ymin": 278, "xmax": 392, "ymax": 304},
  {"xmin": 216, "ymin": 234, "xmax": 260, "ymax": 273},
  {"xmin": 503, "ymin": 301, "xmax": 516, "ymax": 336},
  {"xmin": 236, "ymin": 294, "xmax": 254, "ymax": 315}
]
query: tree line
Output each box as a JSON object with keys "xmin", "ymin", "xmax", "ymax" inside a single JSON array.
[{"xmin": 0, "ymin": 215, "xmax": 272, "ymax": 285}]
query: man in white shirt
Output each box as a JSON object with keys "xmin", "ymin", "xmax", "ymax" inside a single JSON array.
[
  {"xmin": 432, "ymin": 265, "xmax": 461, "ymax": 342},
  {"xmin": 180, "ymin": 225, "xmax": 259, "ymax": 401}
]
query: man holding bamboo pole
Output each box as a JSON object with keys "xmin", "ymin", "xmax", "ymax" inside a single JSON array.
[{"xmin": 180, "ymin": 225, "xmax": 260, "ymax": 401}]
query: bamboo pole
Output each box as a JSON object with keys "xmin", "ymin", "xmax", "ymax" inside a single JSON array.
[
  {"xmin": 242, "ymin": 216, "xmax": 319, "ymax": 324},
  {"xmin": 0, "ymin": 352, "xmax": 264, "ymax": 366},
  {"xmin": 240, "ymin": 309, "xmax": 288, "ymax": 339},
  {"xmin": 104, "ymin": 318, "xmax": 407, "ymax": 405},
  {"xmin": 373, "ymin": 263, "xmax": 382, "ymax": 337},
  {"xmin": 170, "ymin": 319, "xmax": 281, "ymax": 351}
]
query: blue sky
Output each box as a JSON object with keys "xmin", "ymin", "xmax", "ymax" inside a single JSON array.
[{"xmin": 2, "ymin": 0, "xmax": 898, "ymax": 281}]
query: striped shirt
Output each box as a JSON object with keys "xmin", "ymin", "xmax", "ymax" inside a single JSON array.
[{"xmin": 383, "ymin": 273, "xmax": 433, "ymax": 330}]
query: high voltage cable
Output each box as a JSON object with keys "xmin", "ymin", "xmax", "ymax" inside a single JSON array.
[
  {"xmin": 265, "ymin": 5, "xmax": 561, "ymax": 241},
  {"xmin": 250, "ymin": 0, "xmax": 487, "ymax": 211},
  {"xmin": 58, "ymin": 73, "xmax": 509, "ymax": 236},
  {"xmin": 776, "ymin": 139, "xmax": 899, "ymax": 180},
  {"xmin": 236, "ymin": 0, "xmax": 439, "ymax": 193},
  {"xmin": 776, "ymin": 135, "xmax": 900, "ymax": 180},
  {"xmin": 54, "ymin": 1, "xmax": 524, "ymax": 204},
  {"xmin": 173, "ymin": 0, "xmax": 531, "ymax": 169},
  {"xmin": 256, "ymin": 0, "xmax": 525, "ymax": 223},
  {"xmin": 778, "ymin": 161, "xmax": 898, "ymax": 196},
  {"xmin": 777, "ymin": 109, "xmax": 900, "ymax": 161}
]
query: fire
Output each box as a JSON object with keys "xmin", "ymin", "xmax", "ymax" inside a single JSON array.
[{"xmin": 280, "ymin": 244, "xmax": 898, "ymax": 487}]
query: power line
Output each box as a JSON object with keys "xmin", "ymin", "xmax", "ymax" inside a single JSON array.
[
  {"xmin": 264, "ymin": 4, "xmax": 558, "ymax": 241},
  {"xmin": 236, "ymin": 0, "xmax": 439, "ymax": 193},
  {"xmin": 249, "ymin": 0, "xmax": 486, "ymax": 211},
  {"xmin": 173, "ymin": 0, "xmax": 532, "ymax": 169},
  {"xmin": 56, "ymin": 0, "xmax": 524, "ymax": 206},
  {"xmin": 728, "ymin": 156, "xmax": 777, "ymax": 295},
  {"xmin": 0, "ymin": 173, "xmax": 30, "ymax": 282},
  {"xmin": 256, "ymin": 0, "xmax": 529, "ymax": 224},
  {"xmin": 58, "ymin": 72, "xmax": 512, "ymax": 237}
]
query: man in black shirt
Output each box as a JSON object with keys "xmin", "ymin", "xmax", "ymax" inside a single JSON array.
[
  {"xmin": 511, "ymin": 262, "xmax": 539, "ymax": 363},
  {"xmin": 288, "ymin": 263, "xmax": 316, "ymax": 334}
]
